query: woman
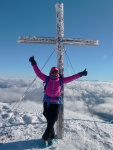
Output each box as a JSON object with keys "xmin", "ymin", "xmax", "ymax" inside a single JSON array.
[{"xmin": 29, "ymin": 56, "xmax": 87, "ymax": 146}]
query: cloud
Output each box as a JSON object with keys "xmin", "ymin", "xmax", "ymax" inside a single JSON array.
[
  {"xmin": 0, "ymin": 77, "xmax": 43, "ymax": 103},
  {"xmin": 0, "ymin": 77, "xmax": 113, "ymax": 122}
]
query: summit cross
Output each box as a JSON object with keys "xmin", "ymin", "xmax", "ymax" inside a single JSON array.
[{"xmin": 18, "ymin": 3, "xmax": 99, "ymax": 139}]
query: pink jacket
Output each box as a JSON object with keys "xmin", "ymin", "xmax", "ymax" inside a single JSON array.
[{"xmin": 33, "ymin": 64, "xmax": 80, "ymax": 102}]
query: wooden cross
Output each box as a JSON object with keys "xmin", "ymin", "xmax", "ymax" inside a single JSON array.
[{"xmin": 18, "ymin": 3, "xmax": 98, "ymax": 139}]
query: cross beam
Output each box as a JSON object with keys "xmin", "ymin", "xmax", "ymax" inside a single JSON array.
[
  {"xmin": 18, "ymin": 36, "xmax": 98, "ymax": 46},
  {"xmin": 18, "ymin": 3, "xmax": 99, "ymax": 139}
]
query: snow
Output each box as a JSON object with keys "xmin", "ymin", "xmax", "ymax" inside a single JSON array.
[{"xmin": 0, "ymin": 77, "xmax": 113, "ymax": 149}]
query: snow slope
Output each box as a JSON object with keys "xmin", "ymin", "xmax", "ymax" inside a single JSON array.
[{"xmin": 0, "ymin": 101, "xmax": 113, "ymax": 150}]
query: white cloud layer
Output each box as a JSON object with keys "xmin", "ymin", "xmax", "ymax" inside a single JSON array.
[{"xmin": 0, "ymin": 77, "xmax": 113, "ymax": 122}]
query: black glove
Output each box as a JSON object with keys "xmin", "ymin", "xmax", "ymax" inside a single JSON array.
[
  {"xmin": 29, "ymin": 56, "xmax": 36, "ymax": 66},
  {"xmin": 78, "ymin": 69, "xmax": 88, "ymax": 77}
]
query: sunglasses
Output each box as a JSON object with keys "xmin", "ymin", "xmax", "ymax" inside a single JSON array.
[{"xmin": 50, "ymin": 70, "xmax": 59, "ymax": 74}]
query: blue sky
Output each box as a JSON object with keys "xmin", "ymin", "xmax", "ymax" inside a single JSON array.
[{"xmin": 0, "ymin": 0, "xmax": 113, "ymax": 81}]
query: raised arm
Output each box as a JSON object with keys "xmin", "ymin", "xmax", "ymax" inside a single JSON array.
[
  {"xmin": 63, "ymin": 69, "xmax": 88, "ymax": 84},
  {"xmin": 29, "ymin": 56, "xmax": 46, "ymax": 81}
]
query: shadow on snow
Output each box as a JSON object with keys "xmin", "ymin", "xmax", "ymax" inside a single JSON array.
[{"xmin": 0, "ymin": 138, "xmax": 44, "ymax": 150}]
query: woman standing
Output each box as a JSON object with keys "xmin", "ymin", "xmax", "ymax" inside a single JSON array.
[{"xmin": 29, "ymin": 56, "xmax": 87, "ymax": 147}]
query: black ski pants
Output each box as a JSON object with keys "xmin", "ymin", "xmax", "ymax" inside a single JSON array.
[{"xmin": 42, "ymin": 102, "xmax": 60, "ymax": 141}]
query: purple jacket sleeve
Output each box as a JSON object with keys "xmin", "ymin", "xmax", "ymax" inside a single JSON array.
[
  {"xmin": 63, "ymin": 73, "xmax": 80, "ymax": 84},
  {"xmin": 32, "ymin": 64, "xmax": 46, "ymax": 81}
]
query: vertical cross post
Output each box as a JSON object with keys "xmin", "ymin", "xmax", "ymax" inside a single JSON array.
[
  {"xmin": 18, "ymin": 3, "xmax": 99, "ymax": 139},
  {"xmin": 55, "ymin": 3, "xmax": 64, "ymax": 139}
]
